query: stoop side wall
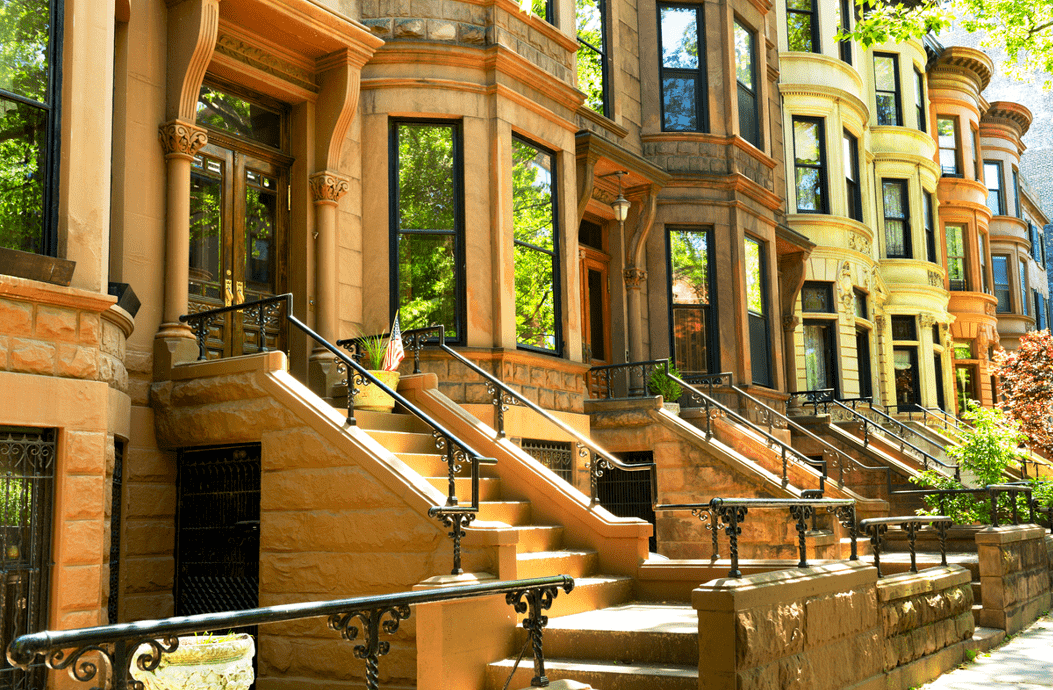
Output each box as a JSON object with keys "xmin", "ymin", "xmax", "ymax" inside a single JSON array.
[
  {"xmin": 877, "ymin": 565, "xmax": 975, "ymax": 690},
  {"xmin": 692, "ymin": 562, "xmax": 884, "ymax": 690},
  {"xmin": 976, "ymin": 525, "xmax": 1052, "ymax": 633}
]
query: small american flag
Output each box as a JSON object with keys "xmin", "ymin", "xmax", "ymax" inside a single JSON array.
[{"xmin": 382, "ymin": 314, "xmax": 405, "ymax": 371}]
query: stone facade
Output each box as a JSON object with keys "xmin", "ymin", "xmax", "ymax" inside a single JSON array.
[{"xmin": 976, "ymin": 525, "xmax": 1053, "ymax": 633}]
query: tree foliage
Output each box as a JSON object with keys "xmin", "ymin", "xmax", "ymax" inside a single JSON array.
[
  {"xmin": 512, "ymin": 139, "xmax": 558, "ymax": 351},
  {"xmin": 993, "ymin": 329, "xmax": 1053, "ymax": 455},
  {"xmin": 576, "ymin": 0, "xmax": 605, "ymax": 113},
  {"xmin": 839, "ymin": 0, "xmax": 1053, "ymax": 87}
]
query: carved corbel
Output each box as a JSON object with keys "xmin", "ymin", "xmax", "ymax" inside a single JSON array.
[
  {"xmin": 158, "ymin": 121, "xmax": 208, "ymax": 160},
  {"xmin": 575, "ymin": 155, "xmax": 598, "ymax": 225},
  {"xmin": 315, "ymin": 49, "xmax": 369, "ymax": 173},
  {"xmin": 778, "ymin": 250, "xmax": 808, "ymax": 320},
  {"xmin": 783, "ymin": 315, "xmax": 800, "ymax": 332},
  {"xmin": 624, "ymin": 267, "xmax": 647, "ymax": 288},
  {"xmin": 166, "ymin": 0, "xmax": 221, "ymax": 122},
  {"xmin": 626, "ymin": 187, "xmax": 657, "ymax": 269},
  {"xmin": 309, "ymin": 172, "xmax": 351, "ymax": 205}
]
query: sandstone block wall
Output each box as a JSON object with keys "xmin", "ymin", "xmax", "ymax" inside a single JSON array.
[
  {"xmin": 692, "ymin": 562, "xmax": 882, "ymax": 690},
  {"xmin": 878, "ymin": 565, "xmax": 974, "ymax": 690},
  {"xmin": 976, "ymin": 525, "xmax": 1052, "ymax": 633}
]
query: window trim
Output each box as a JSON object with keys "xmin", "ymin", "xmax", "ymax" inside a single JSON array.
[
  {"xmin": 985, "ymin": 160, "xmax": 1005, "ymax": 215},
  {"xmin": 792, "ymin": 116, "xmax": 828, "ymax": 214},
  {"xmin": 657, "ymin": 3, "xmax": 709, "ymax": 133},
  {"xmin": 937, "ymin": 115, "xmax": 961, "ymax": 177},
  {"xmin": 971, "ymin": 126, "xmax": 982, "ymax": 182},
  {"xmin": 874, "ymin": 53, "xmax": 902, "ymax": 127},
  {"xmin": 577, "ymin": 0, "xmax": 610, "ymax": 117},
  {"xmin": 666, "ymin": 225, "xmax": 719, "ymax": 374},
  {"xmin": 979, "ymin": 230, "xmax": 990, "ymax": 295},
  {"xmin": 388, "ymin": 119, "xmax": 467, "ymax": 345},
  {"xmin": 511, "ymin": 134, "xmax": 563, "ymax": 355},
  {"xmin": 786, "ymin": 0, "xmax": 820, "ymax": 52},
  {"xmin": 914, "ymin": 68, "xmax": 926, "ymax": 133},
  {"xmin": 837, "ymin": 0, "xmax": 853, "ymax": 63},
  {"xmin": 882, "ymin": 178, "xmax": 911, "ymax": 259},
  {"xmin": 0, "ymin": 0, "xmax": 64, "ymax": 257},
  {"xmin": 734, "ymin": 19, "xmax": 762, "ymax": 149},
  {"xmin": 843, "ymin": 130, "xmax": 862, "ymax": 222}
]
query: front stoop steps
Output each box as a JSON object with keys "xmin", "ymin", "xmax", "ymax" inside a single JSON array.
[
  {"xmin": 352, "ymin": 409, "xmax": 633, "ymax": 618},
  {"xmin": 486, "ymin": 604, "xmax": 699, "ymax": 689}
]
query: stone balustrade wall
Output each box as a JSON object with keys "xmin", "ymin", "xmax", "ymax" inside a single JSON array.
[{"xmin": 976, "ymin": 525, "xmax": 1052, "ymax": 633}]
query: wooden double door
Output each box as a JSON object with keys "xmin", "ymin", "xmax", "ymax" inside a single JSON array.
[{"xmin": 187, "ymin": 140, "xmax": 289, "ymax": 358}]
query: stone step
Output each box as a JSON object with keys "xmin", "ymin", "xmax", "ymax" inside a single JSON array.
[
  {"xmin": 967, "ymin": 626, "xmax": 1006, "ymax": 654},
  {"xmin": 486, "ymin": 658, "xmax": 697, "ymax": 690},
  {"xmin": 537, "ymin": 603, "xmax": 698, "ymax": 666},
  {"xmin": 545, "ymin": 576, "xmax": 634, "ymax": 618},
  {"xmin": 364, "ymin": 429, "xmax": 440, "ymax": 454},
  {"xmin": 516, "ymin": 549, "xmax": 598, "ymax": 579},
  {"xmin": 352, "ymin": 409, "xmax": 432, "ymax": 434},
  {"xmin": 478, "ymin": 500, "xmax": 532, "ymax": 525},
  {"xmin": 395, "ymin": 452, "xmax": 500, "ymax": 478},
  {"xmin": 426, "ymin": 476, "xmax": 502, "ymax": 502},
  {"xmin": 511, "ymin": 525, "xmax": 564, "ymax": 553}
]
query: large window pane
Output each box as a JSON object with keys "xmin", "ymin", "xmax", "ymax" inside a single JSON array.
[
  {"xmin": 937, "ymin": 117, "xmax": 959, "ymax": 175},
  {"xmin": 0, "ymin": 0, "xmax": 50, "ymax": 103},
  {"xmin": 189, "ymin": 155, "xmax": 223, "ymax": 301},
  {"xmin": 197, "ymin": 85, "xmax": 282, "ymax": 149},
  {"xmin": 669, "ymin": 228, "xmax": 712, "ymax": 373},
  {"xmin": 746, "ymin": 237, "xmax": 770, "ymax": 387},
  {"xmin": 985, "ymin": 161, "xmax": 1003, "ymax": 214},
  {"xmin": 577, "ymin": 0, "xmax": 606, "ymax": 115},
  {"xmin": 0, "ymin": 97, "xmax": 46, "ymax": 253},
  {"xmin": 874, "ymin": 54, "xmax": 900, "ymax": 126},
  {"xmin": 786, "ymin": 0, "xmax": 817, "ymax": 52},
  {"xmin": 793, "ymin": 118, "xmax": 825, "ymax": 213},
  {"xmin": 659, "ymin": 5, "xmax": 706, "ymax": 132},
  {"xmin": 843, "ymin": 131, "xmax": 861, "ymax": 221},
  {"xmin": 883, "ymin": 180, "xmax": 910, "ymax": 258},
  {"xmin": 661, "ymin": 76, "xmax": 698, "ymax": 131},
  {"xmin": 513, "ymin": 138, "xmax": 559, "ymax": 351},
  {"xmin": 804, "ymin": 323, "xmax": 834, "ymax": 391},
  {"xmin": 993, "ymin": 255, "xmax": 1010, "ymax": 312},
  {"xmin": 244, "ymin": 170, "xmax": 277, "ymax": 291},
  {"xmin": 660, "ymin": 7, "xmax": 698, "ymax": 68},
  {"xmin": 394, "ymin": 123, "xmax": 462, "ymax": 339},
  {"xmin": 945, "ymin": 223, "xmax": 966, "ymax": 290},
  {"xmin": 894, "ymin": 347, "xmax": 919, "ymax": 408},
  {"xmin": 735, "ymin": 21, "xmax": 759, "ymax": 148}
]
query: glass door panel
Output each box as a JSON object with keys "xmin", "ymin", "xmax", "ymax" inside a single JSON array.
[{"xmin": 893, "ymin": 347, "xmax": 919, "ymax": 409}]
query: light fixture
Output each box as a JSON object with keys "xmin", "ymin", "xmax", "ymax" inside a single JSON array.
[{"xmin": 611, "ymin": 171, "xmax": 630, "ymax": 222}]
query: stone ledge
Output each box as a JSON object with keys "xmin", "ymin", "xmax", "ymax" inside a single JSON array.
[
  {"xmin": 975, "ymin": 525, "xmax": 1047, "ymax": 545},
  {"xmin": 877, "ymin": 565, "xmax": 972, "ymax": 602},
  {"xmin": 692, "ymin": 561, "xmax": 877, "ymax": 612}
]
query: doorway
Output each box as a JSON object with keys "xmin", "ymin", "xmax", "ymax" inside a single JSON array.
[{"xmin": 579, "ymin": 218, "xmax": 611, "ymax": 372}]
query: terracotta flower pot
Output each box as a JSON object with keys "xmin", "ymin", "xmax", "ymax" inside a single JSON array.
[
  {"xmin": 130, "ymin": 633, "xmax": 255, "ymax": 690},
  {"xmin": 353, "ymin": 370, "xmax": 401, "ymax": 412}
]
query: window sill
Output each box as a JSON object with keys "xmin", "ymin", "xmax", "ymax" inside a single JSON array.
[
  {"xmin": 576, "ymin": 106, "xmax": 628, "ymax": 139},
  {"xmin": 0, "ymin": 247, "xmax": 75, "ymax": 287}
]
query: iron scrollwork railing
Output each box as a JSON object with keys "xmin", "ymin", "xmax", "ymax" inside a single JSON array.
[
  {"xmin": 336, "ymin": 326, "xmax": 443, "ymax": 375},
  {"xmin": 656, "ymin": 497, "xmax": 857, "ymax": 578},
  {"xmin": 730, "ymin": 385, "xmax": 894, "ymax": 495},
  {"xmin": 7, "ymin": 575, "xmax": 574, "ymax": 690},
  {"xmin": 425, "ymin": 327, "xmax": 657, "ymax": 507},
  {"xmin": 180, "ymin": 294, "xmax": 287, "ymax": 360},
  {"xmin": 585, "ymin": 359, "xmax": 671, "ymax": 399},
  {"xmin": 181, "ymin": 296, "xmax": 495, "ymax": 576},
  {"xmin": 858, "ymin": 516, "xmax": 952, "ymax": 578},
  {"xmin": 890, "ymin": 483, "xmax": 1036, "ymax": 529}
]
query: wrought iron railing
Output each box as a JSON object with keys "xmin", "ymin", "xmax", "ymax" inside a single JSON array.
[
  {"xmin": 336, "ymin": 325, "xmax": 442, "ymax": 375},
  {"xmin": 181, "ymin": 294, "xmax": 288, "ymax": 360},
  {"xmin": 585, "ymin": 359, "xmax": 672, "ymax": 399},
  {"xmin": 791, "ymin": 393, "xmax": 961, "ymax": 482},
  {"xmin": 890, "ymin": 484, "xmax": 1036, "ymax": 528},
  {"xmin": 1032, "ymin": 501, "xmax": 1053, "ymax": 534},
  {"xmin": 7, "ymin": 575, "xmax": 574, "ymax": 690},
  {"xmin": 421, "ymin": 327, "xmax": 656, "ymax": 506},
  {"xmin": 858, "ymin": 516, "xmax": 952, "ymax": 577},
  {"xmin": 656, "ymin": 497, "xmax": 857, "ymax": 577},
  {"xmin": 181, "ymin": 296, "xmax": 495, "ymax": 576},
  {"xmin": 728, "ymin": 385, "xmax": 893, "ymax": 495}
]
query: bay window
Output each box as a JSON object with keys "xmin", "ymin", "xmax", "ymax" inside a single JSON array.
[
  {"xmin": 793, "ymin": 117, "xmax": 826, "ymax": 213},
  {"xmin": 658, "ymin": 4, "xmax": 707, "ymax": 132},
  {"xmin": 882, "ymin": 179, "xmax": 910, "ymax": 258}
]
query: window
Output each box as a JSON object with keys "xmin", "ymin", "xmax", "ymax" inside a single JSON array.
[
  {"xmin": 0, "ymin": 0, "xmax": 62, "ymax": 255},
  {"xmin": 857, "ymin": 329, "xmax": 872, "ymax": 398},
  {"xmin": 985, "ymin": 161, "xmax": 1004, "ymax": 215},
  {"xmin": 882, "ymin": 179, "xmax": 910, "ymax": 258},
  {"xmin": 786, "ymin": 0, "xmax": 819, "ymax": 51},
  {"xmin": 659, "ymin": 4, "xmax": 707, "ymax": 132},
  {"xmin": 793, "ymin": 117, "xmax": 827, "ymax": 213},
  {"xmin": 1013, "ymin": 169, "xmax": 1022, "ymax": 218},
  {"xmin": 854, "ymin": 288, "xmax": 867, "ymax": 319},
  {"xmin": 891, "ymin": 315, "xmax": 916, "ymax": 341},
  {"xmin": 893, "ymin": 347, "xmax": 920, "ymax": 410},
  {"xmin": 924, "ymin": 192, "xmax": 937, "ymax": 264},
  {"xmin": 956, "ymin": 364, "xmax": 977, "ymax": 413},
  {"xmin": 1019, "ymin": 259, "xmax": 1028, "ymax": 316},
  {"xmin": 1035, "ymin": 225, "xmax": 1045, "ymax": 264},
  {"xmin": 391, "ymin": 121, "xmax": 464, "ymax": 341},
  {"xmin": 530, "ymin": 0, "xmax": 554, "ymax": 23},
  {"xmin": 802, "ymin": 282, "xmax": 834, "ymax": 312},
  {"xmin": 937, "ymin": 117, "xmax": 960, "ymax": 176},
  {"xmin": 745, "ymin": 237, "xmax": 771, "ymax": 387},
  {"xmin": 980, "ymin": 231, "xmax": 990, "ymax": 294},
  {"xmin": 843, "ymin": 131, "xmax": 862, "ymax": 222},
  {"xmin": 945, "ymin": 224, "xmax": 967, "ymax": 291},
  {"xmin": 804, "ymin": 322, "xmax": 838, "ymax": 395},
  {"xmin": 512, "ymin": 137, "xmax": 560, "ymax": 353},
  {"xmin": 972, "ymin": 127, "xmax": 981, "ymax": 181},
  {"xmin": 874, "ymin": 54, "xmax": 901, "ymax": 126},
  {"xmin": 993, "ymin": 255, "xmax": 1010, "ymax": 312},
  {"xmin": 735, "ymin": 21, "xmax": 761, "ymax": 149},
  {"xmin": 953, "ymin": 341, "xmax": 972, "ymax": 360},
  {"xmin": 837, "ymin": 0, "xmax": 853, "ymax": 63},
  {"xmin": 1036, "ymin": 292, "xmax": 1046, "ymax": 330},
  {"xmin": 577, "ymin": 0, "xmax": 608, "ymax": 116},
  {"xmin": 914, "ymin": 69, "xmax": 925, "ymax": 132},
  {"xmin": 668, "ymin": 227, "xmax": 716, "ymax": 373}
]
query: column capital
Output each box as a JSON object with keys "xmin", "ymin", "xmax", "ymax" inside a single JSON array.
[
  {"xmin": 624, "ymin": 267, "xmax": 647, "ymax": 288},
  {"xmin": 782, "ymin": 315, "xmax": 800, "ymax": 332},
  {"xmin": 309, "ymin": 171, "xmax": 351, "ymax": 205},
  {"xmin": 158, "ymin": 120, "xmax": 208, "ymax": 160}
]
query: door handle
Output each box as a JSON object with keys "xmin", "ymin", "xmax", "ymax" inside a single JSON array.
[
  {"xmin": 224, "ymin": 278, "xmax": 233, "ymax": 305},
  {"xmin": 236, "ymin": 281, "xmax": 245, "ymax": 304}
]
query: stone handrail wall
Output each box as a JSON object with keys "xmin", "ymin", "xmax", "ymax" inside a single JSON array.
[
  {"xmin": 878, "ymin": 565, "xmax": 975, "ymax": 690},
  {"xmin": 976, "ymin": 525, "xmax": 1052, "ymax": 633}
]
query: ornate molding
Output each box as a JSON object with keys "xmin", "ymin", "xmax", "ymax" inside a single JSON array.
[
  {"xmin": 985, "ymin": 302, "xmax": 996, "ymax": 316},
  {"xmin": 309, "ymin": 172, "xmax": 350, "ymax": 204},
  {"xmin": 215, "ymin": 31, "xmax": 317, "ymax": 93},
  {"xmin": 920, "ymin": 314, "xmax": 936, "ymax": 329},
  {"xmin": 624, "ymin": 267, "xmax": 647, "ymax": 288},
  {"xmin": 158, "ymin": 121, "xmax": 208, "ymax": 159},
  {"xmin": 928, "ymin": 270, "xmax": 943, "ymax": 288},
  {"xmin": 783, "ymin": 315, "xmax": 800, "ymax": 332},
  {"xmin": 837, "ymin": 261, "xmax": 854, "ymax": 313},
  {"xmin": 848, "ymin": 232, "xmax": 871, "ymax": 255},
  {"xmin": 874, "ymin": 315, "xmax": 886, "ymax": 336}
]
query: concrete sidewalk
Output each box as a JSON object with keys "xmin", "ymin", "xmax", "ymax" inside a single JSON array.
[{"xmin": 921, "ymin": 614, "xmax": 1053, "ymax": 689}]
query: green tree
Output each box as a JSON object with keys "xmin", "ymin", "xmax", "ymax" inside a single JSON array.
[
  {"xmin": 512, "ymin": 139, "xmax": 558, "ymax": 350},
  {"xmin": 576, "ymin": 0, "xmax": 605, "ymax": 113}
]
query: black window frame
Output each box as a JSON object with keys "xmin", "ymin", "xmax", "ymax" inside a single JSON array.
[
  {"xmin": 734, "ymin": 19, "xmax": 762, "ymax": 149},
  {"xmin": 388, "ymin": 119, "xmax": 467, "ymax": 345},
  {"xmin": 1014, "ymin": 168, "xmax": 1022, "ymax": 218},
  {"xmin": 801, "ymin": 281, "xmax": 835, "ymax": 313},
  {"xmin": 657, "ymin": 3, "xmax": 709, "ymax": 133},
  {"xmin": 993, "ymin": 254, "xmax": 1011, "ymax": 313},
  {"xmin": 937, "ymin": 116, "xmax": 961, "ymax": 177},
  {"xmin": 874, "ymin": 53, "xmax": 902, "ymax": 127},
  {"xmin": 972, "ymin": 127, "xmax": 982, "ymax": 182},
  {"xmin": 577, "ymin": 0, "xmax": 610, "ymax": 117},
  {"xmin": 924, "ymin": 191, "xmax": 938, "ymax": 264},
  {"xmin": 792, "ymin": 116, "xmax": 828, "ymax": 214},
  {"xmin": 667, "ymin": 225, "xmax": 719, "ymax": 375},
  {"xmin": 803, "ymin": 320, "xmax": 840, "ymax": 397},
  {"xmin": 882, "ymin": 179, "xmax": 911, "ymax": 259},
  {"xmin": 745, "ymin": 235, "xmax": 772, "ymax": 387},
  {"xmin": 1019, "ymin": 258, "xmax": 1028, "ymax": 316},
  {"xmin": 979, "ymin": 230, "xmax": 990, "ymax": 294},
  {"xmin": 0, "ymin": 0, "xmax": 64, "ymax": 257},
  {"xmin": 843, "ymin": 130, "xmax": 862, "ymax": 222},
  {"xmin": 531, "ymin": 0, "xmax": 555, "ymax": 24},
  {"xmin": 1035, "ymin": 292, "xmax": 1046, "ymax": 330},
  {"xmin": 511, "ymin": 134, "xmax": 563, "ymax": 355},
  {"xmin": 786, "ymin": 0, "xmax": 820, "ymax": 52},
  {"xmin": 985, "ymin": 160, "xmax": 1005, "ymax": 215},
  {"xmin": 914, "ymin": 68, "xmax": 926, "ymax": 133},
  {"xmin": 837, "ymin": 0, "xmax": 853, "ymax": 63},
  {"xmin": 945, "ymin": 223, "xmax": 967, "ymax": 291}
]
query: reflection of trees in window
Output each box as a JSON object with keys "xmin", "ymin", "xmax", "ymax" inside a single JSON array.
[
  {"xmin": 196, "ymin": 85, "xmax": 281, "ymax": 149},
  {"xmin": 658, "ymin": 4, "xmax": 707, "ymax": 132},
  {"xmin": 512, "ymin": 137, "xmax": 559, "ymax": 352},
  {"xmin": 189, "ymin": 156, "xmax": 223, "ymax": 301},
  {"xmin": 745, "ymin": 237, "xmax": 771, "ymax": 387},
  {"xmin": 668, "ymin": 228, "xmax": 713, "ymax": 374},
  {"xmin": 945, "ymin": 224, "xmax": 966, "ymax": 291},
  {"xmin": 874, "ymin": 54, "xmax": 901, "ymax": 126},
  {"xmin": 577, "ymin": 0, "xmax": 607, "ymax": 116},
  {"xmin": 734, "ymin": 22, "xmax": 760, "ymax": 148},
  {"xmin": 393, "ymin": 122, "xmax": 462, "ymax": 340},
  {"xmin": 993, "ymin": 255, "xmax": 1010, "ymax": 313},
  {"xmin": 245, "ymin": 170, "xmax": 276, "ymax": 290},
  {"xmin": 786, "ymin": 0, "xmax": 818, "ymax": 52},
  {"xmin": 0, "ymin": 0, "xmax": 57, "ymax": 254},
  {"xmin": 793, "ymin": 117, "xmax": 826, "ymax": 213}
]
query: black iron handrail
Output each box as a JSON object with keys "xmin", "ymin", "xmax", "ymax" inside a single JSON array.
[
  {"xmin": 181, "ymin": 294, "xmax": 289, "ymax": 360},
  {"xmin": 428, "ymin": 327, "xmax": 656, "ymax": 506},
  {"xmin": 858, "ymin": 516, "xmax": 952, "ymax": 577},
  {"xmin": 917, "ymin": 407, "xmax": 966, "ymax": 435},
  {"xmin": 665, "ymin": 366, "xmax": 828, "ymax": 491},
  {"xmin": 336, "ymin": 325, "xmax": 443, "ymax": 375},
  {"xmin": 729, "ymin": 385, "xmax": 893, "ymax": 495},
  {"xmin": 656, "ymin": 497, "xmax": 857, "ymax": 577},
  {"xmin": 181, "ymin": 296, "xmax": 495, "ymax": 576},
  {"xmin": 890, "ymin": 484, "xmax": 1036, "ymax": 527},
  {"xmin": 585, "ymin": 359, "xmax": 675, "ymax": 399},
  {"xmin": 7, "ymin": 575, "xmax": 575, "ymax": 690},
  {"xmin": 849, "ymin": 399, "xmax": 940, "ymax": 451}
]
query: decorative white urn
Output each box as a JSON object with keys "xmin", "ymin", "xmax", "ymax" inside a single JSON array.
[{"xmin": 130, "ymin": 633, "xmax": 255, "ymax": 690}]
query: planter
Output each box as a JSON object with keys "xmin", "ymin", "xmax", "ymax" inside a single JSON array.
[
  {"xmin": 130, "ymin": 633, "xmax": 255, "ymax": 690},
  {"xmin": 662, "ymin": 402, "xmax": 681, "ymax": 415},
  {"xmin": 353, "ymin": 370, "xmax": 401, "ymax": 412}
]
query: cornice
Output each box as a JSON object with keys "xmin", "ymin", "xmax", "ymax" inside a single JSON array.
[
  {"xmin": 982, "ymin": 101, "xmax": 1032, "ymax": 138},
  {"xmin": 929, "ymin": 46, "xmax": 993, "ymax": 92},
  {"xmin": 779, "ymin": 82, "xmax": 870, "ymax": 125}
]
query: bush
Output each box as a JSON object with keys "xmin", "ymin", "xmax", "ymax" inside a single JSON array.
[{"xmin": 648, "ymin": 361, "xmax": 682, "ymax": 403}]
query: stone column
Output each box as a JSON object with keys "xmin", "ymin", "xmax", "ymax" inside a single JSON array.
[
  {"xmin": 308, "ymin": 171, "xmax": 349, "ymax": 395},
  {"xmin": 156, "ymin": 121, "xmax": 207, "ymax": 340},
  {"xmin": 624, "ymin": 267, "xmax": 646, "ymax": 363}
]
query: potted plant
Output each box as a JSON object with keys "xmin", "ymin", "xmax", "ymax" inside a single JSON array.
[
  {"xmin": 649, "ymin": 362, "xmax": 683, "ymax": 414},
  {"xmin": 130, "ymin": 632, "xmax": 254, "ymax": 690},
  {"xmin": 352, "ymin": 328, "xmax": 401, "ymax": 413}
]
